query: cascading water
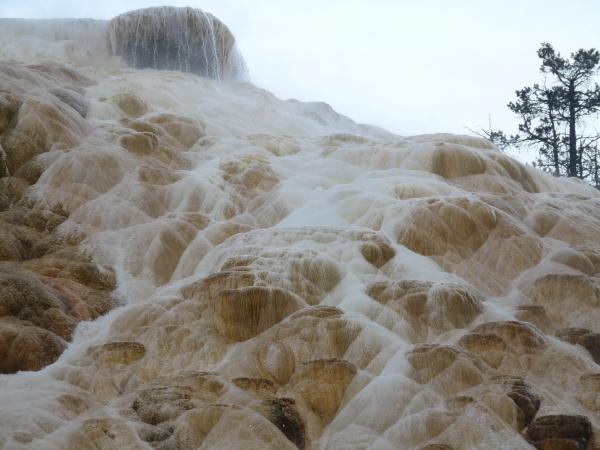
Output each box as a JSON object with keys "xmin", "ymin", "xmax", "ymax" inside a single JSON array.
[
  {"xmin": 0, "ymin": 5, "xmax": 599, "ymax": 450},
  {"xmin": 0, "ymin": 6, "xmax": 248, "ymax": 81},
  {"xmin": 109, "ymin": 7, "xmax": 247, "ymax": 80}
]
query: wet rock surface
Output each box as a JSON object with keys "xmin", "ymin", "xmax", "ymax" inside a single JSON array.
[
  {"xmin": 109, "ymin": 6, "xmax": 247, "ymax": 80},
  {"xmin": 527, "ymin": 415, "xmax": 593, "ymax": 450},
  {"xmin": 556, "ymin": 328, "xmax": 600, "ymax": 364},
  {"xmin": 1, "ymin": 12, "xmax": 600, "ymax": 450},
  {"xmin": 262, "ymin": 397, "xmax": 307, "ymax": 449},
  {"xmin": 0, "ymin": 252, "xmax": 115, "ymax": 373},
  {"xmin": 0, "ymin": 65, "xmax": 116, "ymax": 374}
]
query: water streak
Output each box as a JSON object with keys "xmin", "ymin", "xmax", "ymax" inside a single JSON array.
[{"xmin": 109, "ymin": 6, "xmax": 247, "ymax": 80}]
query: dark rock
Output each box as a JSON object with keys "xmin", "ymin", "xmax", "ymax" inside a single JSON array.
[
  {"xmin": 507, "ymin": 383, "xmax": 541, "ymax": 429},
  {"xmin": 536, "ymin": 439, "xmax": 586, "ymax": 450},
  {"xmin": 527, "ymin": 415, "xmax": 592, "ymax": 450},
  {"xmin": 556, "ymin": 328, "xmax": 600, "ymax": 364},
  {"xmin": 262, "ymin": 397, "xmax": 306, "ymax": 450},
  {"xmin": 488, "ymin": 376, "xmax": 541, "ymax": 429},
  {"xmin": 0, "ymin": 317, "xmax": 66, "ymax": 373}
]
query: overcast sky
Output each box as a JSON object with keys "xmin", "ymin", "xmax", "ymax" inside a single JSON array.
[{"xmin": 2, "ymin": 0, "xmax": 600, "ymax": 150}]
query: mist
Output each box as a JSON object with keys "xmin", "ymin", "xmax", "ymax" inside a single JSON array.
[{"xmin": 2, "ymin": 0, "xmax": 600, "ymax": 143}]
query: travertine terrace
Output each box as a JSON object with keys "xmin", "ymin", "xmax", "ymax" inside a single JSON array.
[{"xmin": 0, "ymin": 7, "xmax": 599, "ymax": 450}]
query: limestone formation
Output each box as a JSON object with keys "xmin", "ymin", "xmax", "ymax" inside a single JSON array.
[
  {"xmin": 1, "ymin": 8, "xmax": 600, "ymax": 450},
  {"xmin": 109, "ymin": 6, "xmax": 247, "ymax": 80},
  {"xmin": 526, "ymin": 415, "xmax": 592, "ymax": 450},
  {"xmin": 556, "ymin": 328, "xmax": 600, "ymax": 364}
]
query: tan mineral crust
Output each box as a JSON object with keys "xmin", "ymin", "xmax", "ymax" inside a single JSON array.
[{"xmin": 0, "ymin": 7, "xmax": 599, "ymax": 450}]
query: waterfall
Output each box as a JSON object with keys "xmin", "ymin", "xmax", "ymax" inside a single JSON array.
[
  {"xmin": 108, "ymin": 6, "xmax": 248, "ymax": 81},
  {"xmin": 0, "ymin": 7, "xmax": 248, "ymax": 81}
]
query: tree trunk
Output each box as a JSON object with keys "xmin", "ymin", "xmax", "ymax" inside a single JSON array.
[
  {"xmin": 548, "ymin": 107, "xmax": 560, "ymax": 177},
  {"xmin": 595, "ymin": 147, "xmax": 600, "ymax": 189},
  {"xmin": 552, "ymin": 145, "xmax": 560, "ymax": 177},
  {"xmin": 568, "ymin": 80, "xmax": 578, "ymax": 177}
]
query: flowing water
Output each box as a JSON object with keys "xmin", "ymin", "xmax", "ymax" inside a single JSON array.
[{"xmin": 0, "ymin": 7, "xmax": 599, "ymax": 450}]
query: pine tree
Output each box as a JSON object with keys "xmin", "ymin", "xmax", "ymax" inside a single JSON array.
[{"xmin": 509, "ymin": 43, "xmax": 600, "ymax": 179}]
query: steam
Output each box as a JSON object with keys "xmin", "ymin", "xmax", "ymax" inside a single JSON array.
[{"xmin": 0, "ymin": 6, "xmax": 248, "ymax": 81}]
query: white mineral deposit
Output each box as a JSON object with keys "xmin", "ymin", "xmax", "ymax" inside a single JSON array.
[{"xmin": 0, "ymin": 6, "xmax": 598, "ymax": 450}]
